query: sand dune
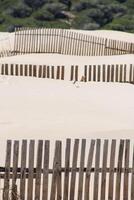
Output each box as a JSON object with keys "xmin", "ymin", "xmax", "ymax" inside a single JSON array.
[{"xmin": 0, "ymin": 75, "xmax": 133, "ymax": 140}]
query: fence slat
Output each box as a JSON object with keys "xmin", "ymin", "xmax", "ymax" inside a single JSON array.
[
  {"xmin": 70, "ymin": 65, "xmax": 74, "ymax": 81},
  {"xmin": 111, "ymin": 65, "xmax": 114, "ymax": 82},
  {"xmin": 42, "ymin": 140, "xmax": 50, "ymax": 200},
  {"xmin": 39, "ymin": 65, "xmax": 42, "ymax": 78},
  {"xmin": 107, "ymin": 65, "xmax": 110, "ymax": 82},
  {"xmin": 47, "ymin": 66, "xmax": 50, "ymax": 78},
  {"xmin": 93, "ymin": 139, "xmax": 101, "ymax": 200},
  {"xmin": 12, "ymin": 141, "xmax": 19, "ymax": 200},
  {"xmin": 115, "ymin": 140, "xmax": 125, "ymax": 200},
  {"xmin": 78, "ymin": 139, "xmax": 86, "ymax": 200},
  {"xmin": 75, "ymin": 66, "xmax": 78, "ymax": 82},
  {"xmin": 20, "ymin": 140, "xmax": 27, "ymax": 200},
  {"xmin": 50, "ymin": 141, "xmax": 61, "ymax": 200},
  {"xmin": 57, "ymin": 141, "xmax": 62, "ymax": 200},
  {"xmin": 84, "ymin": 140, "xmax": 95, "ymax": 200},
  {"xmin": 84, "ymin": 65, "xmax": 87, "ymax": 82},
  {"xmin": 35, "ymin": 140, "xmax": 43, "ymax": 200},
  {"xmin": 51, "ymin": 66, "xmax": 54, "ymax": 79},
  {"xmin": 103, "ymin": 64, "xmax": 106, "ymax": 82},
  {"xmin": 88, "ymin": 65, "xmax": 92, "ymax": 81},
  {"xmin": 57, "ymin": 66, "xmax": 60, "ymax": 80},
  {"xmin": 131, "ymin": 144, "xmax": 134, "ymax": 200},
  {"xmin": 108, "ymin": 140, "xmax": 116, "ymax": 200},
  {"xmin": 123, "ymin": 140, "xmax": 130, "ymax": 200},
  {"xmin": 3, "ymin": 140, "xmax": 12, "ymax": 200},
  {"xmin": 70, "ymin": 139, "xmax": 79, "ymax": 200},
  {"xmin": 63, "ymin": 139, "xmax": 71, "ymax": 200},
  {"xmin": 98, "ymin": 65, "xmax": 101, "ymax": 82},
  {"xmin": 27, "ymin": 140, "xmax": 35, "ymax": 200},
  {"xmin": 100, "ymin": 140, "xmax": 108, "ymax": 200},
  {"xmin": 61, "ymin": 66, "xmax": 65, "ymax": 80}
]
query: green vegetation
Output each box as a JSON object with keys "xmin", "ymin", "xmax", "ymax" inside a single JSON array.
[{"xmin": 0, "ymin": 0, "xmax": 134, "ymax": 32}]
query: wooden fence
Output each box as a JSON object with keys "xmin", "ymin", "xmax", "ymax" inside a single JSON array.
[
  {"xmin": 13, "ymin": 27, "xmax": 134, "ymax": 56},
  {"xmin": 0, "ymin": 139, "xmax": 134, "ymax": 200},
  {"xmin": 0, "ymin": 63, "xmax": 134, "ymax": 84}
]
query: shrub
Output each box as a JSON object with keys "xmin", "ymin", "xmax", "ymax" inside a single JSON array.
[
  {"xmin": 10, "ymin": 4, "xmax": 32, "ymax": 18},
  {"xmin": 33, "ymin": 10, "xmax": 54, "ymax": 21},
  {"xmin": 83, "ymin": 22, "xmax": 100, "ymax": 30},
  {"xmin": 24, "ymin": 0, "xmax": 47, "ymax": 9},
  {"xmin": 46, "ymin": 3, "xmax": 68, "ymax": 15}
]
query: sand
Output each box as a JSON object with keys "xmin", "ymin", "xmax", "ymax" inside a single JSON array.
[
  {"xmin": 0, "ymin": 29, "xmax": 134, "ymax": 140},
  {"xmin": 0, "ymin": 30, "xmax": 134, "ymax": 199},
  {"xmin": 0, "ymin": 75, "xmax": 134, "ymax": 140}
]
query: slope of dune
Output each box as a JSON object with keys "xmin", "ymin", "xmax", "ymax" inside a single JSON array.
[{"xmin": 0, "ymin": 75, "xmax": 134, "ymax": 141}]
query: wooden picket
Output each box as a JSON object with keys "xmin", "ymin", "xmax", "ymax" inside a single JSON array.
[
  {"xmin": 1, "ymin": 139, "xmax": 134, "ymax": 200},
  {"xmin": 0, "ymin": 63, "xmax": 134, "ymax": 84},
  {"xmin": 13, "ymin": 27, "xmax": 134, "ymax": 57}
]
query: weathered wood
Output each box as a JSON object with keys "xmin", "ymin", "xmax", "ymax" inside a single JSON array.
[
  {"xmin": 88, "ymin": 65, "xmax": 92, "ymax": 81},
  {"xmin": 108, "ymin": 140, "xmax": 116, "ymax": 200},
  {"xmin": 5, "ymin": 64, "xmax": 8, "ymax": 75},
  {"xmin": 116, "ymin": 64, "xmax": 119, "ymax": 82},
  {"xmin": 93, "ymin": 139, "xmax": 101, "ymax": 200},
  {"xmin": 13, "ymin": 27, "xmax": 134, "ymax": 56},
  {"xmin": 20, "ymin": 140, "xmax": 27, "ymax": 200},
  {"xmin": 111, "ymin": 65, "xmax": 114, "ymax": 82},
  {"xmin": 42, "ymin": 140, "xmax": 50, "ymax": 200},
  {"xmin": 50, "ymin": 141, "xmax": 61, "ymax": 200},
  {"xmin": 78, "ymin": 139, "xmax": 86, "ymax": 200},
  {"xmin": 131, "ymin": 144, "xmax": 134, "ymax": 200},
  {"xmin": 39, "ymin": 65, "xmax": 42, "ymax": 78},
  {"xmin": 35, "ymin": 140, "xmax": 43, "ymax": 200},
  {"xmin": 70, "ymin": 65, "xmax": 74, "ymax": 81},
  {"xmin": 47, "ymin": 66, "xmax": 50, "ymax": 78},
  {"xmin": 84, "ymin": 65, "xmax": 87, "ymax": 82},
  {"xmin": 57, "ymin": 66, "xmax": 60, "ymax": 79},
  {"xmin": 63, "ymin": 139, "xmax": 71, "ymax": 200},
  {"xmin": 93, "ymin": 65, "xmax": 96, "ymax": 81},
  {"xmin": 27, "ymin": 140, "xmax": 35, "ymax": 200},
  {"xmin": 123, "ymin": 140, "xmax": 130, "ymax": 200},
  {"xmin": 12, "ymin": 141, "xmax": 19, "ymax": 200},
  {"xmin": 20, "ymin": 64, "xmax": 23, "ymax": 76},
  {"xmin": 98, "ymin": 65, "xmax": 101, "ymax": 82},
  {"xmin": 57, "ymin": 141, "xmax": 62, "ymax": 200},
  {"xmin": 3, "ymin": 140, "xmax": 12, "ymax": 200},
  {"xmin": 1, "ymin": 64, "xmax": 4, "ymax": 75},
  {"xmin": 100, "ymin": 140, "xmax": 108, "ymax": 200},
  {"xmin": 84, "ymin": 140, "xmax": 95, "ymax": 200},
  {"xmin": 33, "ymin": 65, "xmax": 37, "ymax": 77},
  {"xmin": 124, "ymin": 64, "xmax": 127, "ymax": 82},
  {"xmin": 103, "ymin": 64, "xmax": 106, "ymax": 82},
  {"xmin": 120, "ymin": 64, "xmax": 123, "ymax": 82},
  {"xmin": 61, "ymin": 66, "xmax": 65, "ymax": 80},
  {"xmin": 24, "ymin": 64, "xmax": 28, "ymax": 76},
  {"xmin": 1, "ymin": 138, "xmax": 134, "ymax": 200},
  {"xmin": 75, "ymin": 65, "xmax": 78, "ymax": 81},
  {"xmin": 129, "ymin": 64, "xmax": 133, "ymax": 83},
  {"xmin": 70, "ymin": 139, "xmax": 79, "ymax": 200},
  {"xmin": 43, "ymin": 65, "xmax": 46, "ymax": 78},
  {"xmin": 51, "ymin": 66, "xmax": 54, "ymax": 79},
  {"xmin": 107, "ymin": 65, "xmax": 110, "ymax": 82},
  {"xmin": 115, "ymin": 140, "xmax": 125, "ymax": 200}
]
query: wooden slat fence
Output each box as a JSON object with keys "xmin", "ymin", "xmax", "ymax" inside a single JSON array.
[
  {"xmin": 1, "ymin": 63, "xmax": 134, "ymax": 84},
  {"xmin": 0, "ymin": 36, "xmax": 14, "ymax": 58},
  {"xmin": 13, "ymin": 27, "xmax": 134, "ymax": 56},
  {"xmin": 0, "ymin": 139, "xmax": 134, "ymax": 200}
]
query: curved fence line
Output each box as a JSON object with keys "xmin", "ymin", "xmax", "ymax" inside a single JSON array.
[
  {"xmin": 13, "ymin": 27, "xmax": 134, "ymax": 56},
  {"xmin": 0, "ymin": 63, "xmax": 134, "ymax": 84}
]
